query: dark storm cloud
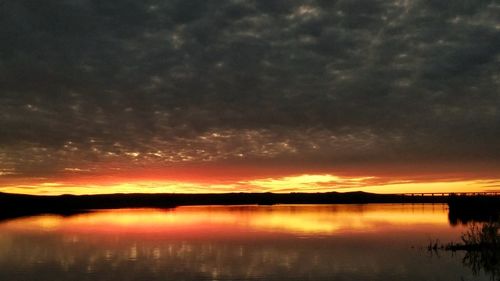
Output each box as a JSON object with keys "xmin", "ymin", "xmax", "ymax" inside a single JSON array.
[{"xmin": 0, "ymin": 0, "xmax": 499, "ymax": 177}]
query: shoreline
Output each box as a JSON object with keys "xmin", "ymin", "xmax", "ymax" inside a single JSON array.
[{"xmin": 1, "ymin": 191, "xmax": 499, "ymax": 222}]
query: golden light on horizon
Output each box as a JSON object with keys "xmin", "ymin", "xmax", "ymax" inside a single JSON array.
[
  {"xmin": 1, "ymin": 172, "xmax": 499, "ymax": 195},
  {"xmin": 245, "ymin": 174, "xmax": 376, "ymax": 192}
]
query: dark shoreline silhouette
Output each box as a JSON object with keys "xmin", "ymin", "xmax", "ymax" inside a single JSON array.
[
  {"xmin": 0, "ymin": 191, "xmax": 436, "ymax": 221},
  {"xmin": 1, "ymin": 191, "xmax": 499, "ymax": 223},
  {"xmin": 448, "ymin": 195, "xmax": 500, "ymax": 225}
]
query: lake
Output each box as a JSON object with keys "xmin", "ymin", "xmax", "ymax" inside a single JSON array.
[{"xmin": 0, "ymin": 204, "xmax": 491, "ymax": 280}]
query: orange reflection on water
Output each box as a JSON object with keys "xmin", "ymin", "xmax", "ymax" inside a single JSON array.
[
  {"xmin": 249, "ymin": 205, "xmax": 450, "ymax": 234},
  {"xmin": 1, "ymin": 204, "xmax": 451, "ymax": 236}
]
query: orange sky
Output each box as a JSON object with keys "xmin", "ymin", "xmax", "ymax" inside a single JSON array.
[{"xmin": 1, "ymin": 162, "xmax": 499, "ymax": 195}]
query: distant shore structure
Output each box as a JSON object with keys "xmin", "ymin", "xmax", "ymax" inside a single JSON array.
[{"xmin": 398, "ymin": 192, "xmax": 500, "ymax": 197}]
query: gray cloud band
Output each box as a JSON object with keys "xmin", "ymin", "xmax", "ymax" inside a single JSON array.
[{"xmin": 0, "ymin": 0, "xmax": 499, "ymax": 177}]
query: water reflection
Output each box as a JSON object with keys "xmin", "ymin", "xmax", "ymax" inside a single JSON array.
[
  {"xmin": 449, "ymin": 221, "xmax": 500, "ymax": 281},
  {"xmin": 463, "ymin": 246, "xmax": 500, "ymax": 281},
  {"xmin": 0, "ymin": 204, "xmax": 490, "ymax": 281},
  {"xmin": 2, "ymin": 204, "xmax": 451, "ymax": 235}
]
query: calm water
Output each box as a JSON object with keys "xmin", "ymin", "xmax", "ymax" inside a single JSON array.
[{"xmin": 0, "ymin": 204, "xmax": 490, "ymax": 281}]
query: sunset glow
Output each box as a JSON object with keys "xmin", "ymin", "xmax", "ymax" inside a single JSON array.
[
  {"xmin": 1, "ymin": 0, "xmax": 499, "ymax": 196},
  {"xmin": 2, "ymin": 171, "xmax": 499, "ymax": 195},
  {"xmin": 1, "ymin": 1, "xmax": 499, "ymax": 281}
]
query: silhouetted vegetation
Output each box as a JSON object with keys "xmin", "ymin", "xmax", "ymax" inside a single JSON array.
[
  {"xmin": 437, "ymin": 221, "xmax": 500, "ymax": 281},
  {"xmin": 456, "ymin": 222, "xmax": 499, "ymax": 281}
]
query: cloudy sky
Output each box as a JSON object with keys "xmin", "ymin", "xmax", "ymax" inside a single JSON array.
[{"xmin": 1, "ymin": 0, "xmax": 499, "ymax": 194}]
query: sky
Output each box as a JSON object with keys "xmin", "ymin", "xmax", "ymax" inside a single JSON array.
[{"xmin": 0, "ymin": 0, "xmax": 499, "ymax": 195}]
